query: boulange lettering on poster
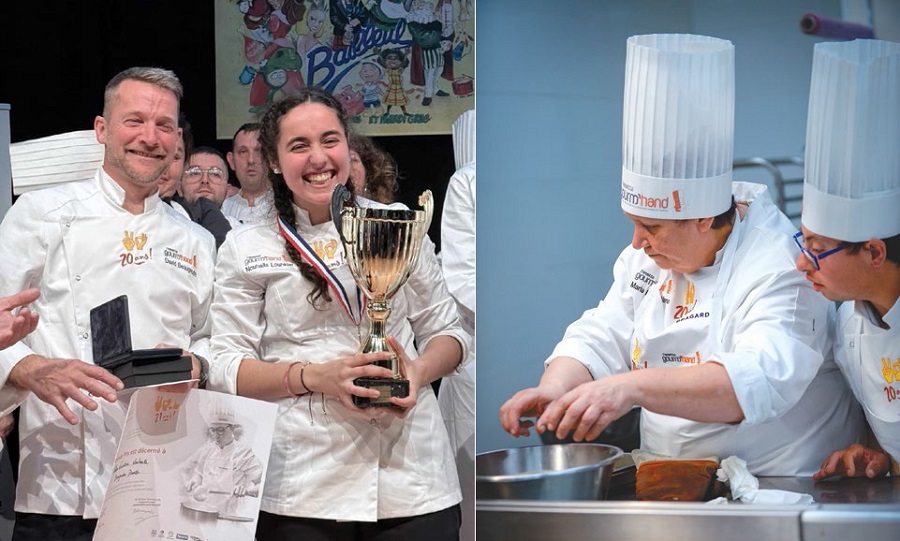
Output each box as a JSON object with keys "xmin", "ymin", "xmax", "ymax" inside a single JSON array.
[{"xmin": 93, "ymin": 388, "xmax": 277, "ymax": 541}]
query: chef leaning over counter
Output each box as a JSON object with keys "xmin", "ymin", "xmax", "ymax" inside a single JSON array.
[
  {"xmin": 499, "ymin": 33, "xmax": 865, "ymax": 476},
  {"xmin": 794, "ymin": 39, "xmax": 900, "ymax": 481}
]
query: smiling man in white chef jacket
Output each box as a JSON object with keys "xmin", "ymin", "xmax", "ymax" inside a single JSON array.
[
  {"xmin": 795, "ymin": 40, "xmax": 900, "ymax": 481},
  {"xmin": 500, "ymin": 34, "xmax": 864, "ymax": 476},
  {"xmin": 0, "ymin": 67, "xmax": 215, "ymax": 540}
]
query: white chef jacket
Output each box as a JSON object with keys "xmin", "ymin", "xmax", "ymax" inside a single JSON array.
[
  {"xmin": 208, "ymin": 198, "xmax": 469, "ymax": 522},
  {"xmin": 549, "ymin": 182, "xmax": 864, "ymax": 476},
  {"xmin": 833, "ymin": 300, "xmax": 900, "ymax": 461},
  {"xmin": 438, "ymin": 164, "xmax": 475, "ymax": 541},
  {"xmin": 0, "ymin": 169, "xmax": 216, "ymax": 517},
  {"xmin": 220, "ymin": 189, "xmax": 274, "ymax": 226}
]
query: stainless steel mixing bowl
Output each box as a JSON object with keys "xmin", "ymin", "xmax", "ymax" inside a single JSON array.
[{"xmin": 476, "ymin": 443, "xmax": 623, "ymax": 500}]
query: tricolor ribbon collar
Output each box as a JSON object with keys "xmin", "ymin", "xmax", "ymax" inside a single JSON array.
[{"xmin": 277, "ymin": 216, "xmax": 363, "ymax": 326}]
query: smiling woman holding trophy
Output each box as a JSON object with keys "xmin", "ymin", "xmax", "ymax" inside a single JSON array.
[{"xmin": 207, "ymin": 87, "xmax": 469, "ymax": 540}]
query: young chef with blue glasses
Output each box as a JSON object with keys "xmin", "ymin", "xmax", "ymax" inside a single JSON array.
[{"xmin": 795, "ymin": 39, "xmax": 900, "ymax": 481}]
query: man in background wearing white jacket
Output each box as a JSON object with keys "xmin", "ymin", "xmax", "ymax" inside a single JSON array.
[
  {"xmin": 500, "ymin": 34, "xmax": 863, "ymax": 476},
  {"xmin": 222, "ymin": 123, "xmax": 273, "ymax": 226},
  {"xmin": 0, "ymin": 67, "xmax": 215, "ymax": 540}
]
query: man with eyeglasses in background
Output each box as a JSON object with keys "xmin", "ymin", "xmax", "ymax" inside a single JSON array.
[
  {"xmin": 795, "ymin": 40, "xmax": 900, "ymax": 482},
  {"xmin": 170, "ymin": 146, "xmax": 234, "ymax": 249}
]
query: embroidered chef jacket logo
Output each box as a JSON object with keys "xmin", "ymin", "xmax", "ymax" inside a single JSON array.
[
  {"xmin": 312, "ymin": 239, "xmax": 345, "ymax": 270},
  {"xmin": 630, "ymin": 270, "xmax": 657, "ymax": 295},
  {"xmin": 882, "ymin": 357, "xmax": 900, "ymax": 403},
  {"xmin": 881, "ymin": 357, "xmax": 900, "ymax": 384},
  {"xmin": 163, "ymin": 247, "xmax": 199, "ymax": 277},
  {"xmin": 243, "ymin": 254, "xmax": 294, "ymax": 273},
  {"xmin": 120, "ymin": 230, "xmax": 152, "ymax": 266},
  {"xmin": 661, "ymin": 351, "xmax": 703, "ymax": 365},
  {"xmin": 673, "ymin": 281, "xmax": 697, "ymax": 319},
  {"xmin": 659, "ymin": 279, "xmax": 673, "ymax": 304},
  {"xmin": 661, "ymin": 279, "xmax": 709, "ymax": 321},
  {"xmin": 630, "ymin": 338, "xmax": 646, "ymax": 370}
]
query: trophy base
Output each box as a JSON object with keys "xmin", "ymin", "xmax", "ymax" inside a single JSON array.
[{"xmin": 352, "ymin": 377, "xmax": 409, "ymax": 409}]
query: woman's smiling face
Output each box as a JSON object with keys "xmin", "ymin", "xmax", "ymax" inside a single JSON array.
[{"xmin": 272, "ymin": 101, "xmax": 351, "ymax": 223}]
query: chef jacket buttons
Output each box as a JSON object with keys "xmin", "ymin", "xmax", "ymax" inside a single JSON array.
[
  {"xmin": 82, "ymin": 332, "xmax": 89, "ymax": 339},
  {"xmin": 75, "ymin": 275, "xmax": 82, "ymax": 281},
  {"xmin": 370, "ymin": 418, "xmax": 379, "ymax": 426}
]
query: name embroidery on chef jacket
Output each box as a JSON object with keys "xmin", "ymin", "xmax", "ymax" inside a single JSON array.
[
  {"xmin": 119, "ymin": 229, "xmax": 152, "ymax": 267},
  {"xmin": 243, "ymin": 254, "xmax": 295, "ymax": 273},
  {"xmin": 881, "ymin": 357, "xmax": 900, "ymax": 403},
  {"xmin": 162, "ymin": 246, "xmax": 201, "ymax": 277},
  {"xmin": 629, "ymin": 269, "xmax": 657, "ymax": 295},
  {"xmin": 661, "ymin": 351, "xmax": 703, "ymax": 365}
]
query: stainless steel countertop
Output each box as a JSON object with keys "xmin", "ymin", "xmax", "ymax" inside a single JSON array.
[{"xmin": 477, "ymin": 476, "xmax": 900, "ymax": 541}]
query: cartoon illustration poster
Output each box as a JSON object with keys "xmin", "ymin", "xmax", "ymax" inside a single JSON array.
[
  {"xmin": 215, "ymin": 0, "xmax": 475, "ymax": 138},
  {"xmin": 93, "ymin": 388, "xmax": 277, "ymax": 541}
]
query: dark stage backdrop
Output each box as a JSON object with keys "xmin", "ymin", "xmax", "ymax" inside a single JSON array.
[{"xmin": 0, "ymin": 1, "xmax": 456, "ymax": 247}]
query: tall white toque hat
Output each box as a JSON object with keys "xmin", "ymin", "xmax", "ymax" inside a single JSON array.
[
  {"xmin": 452, "ymin": 109, "xmax": 475, "ymax": 170},
  {"xmin": 621, "ymin": 34, "xmax": 735, "ymax": 219},
  {"xmin": 10, "ymin": 130, "xmax": 104, "ymax": 195},
  {"xmin": 802, "ymin": 39, "xmax": 900, "ymax": 242}
]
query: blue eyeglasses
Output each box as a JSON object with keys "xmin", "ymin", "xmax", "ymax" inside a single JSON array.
[{"xmin": 793, "ymin": 231, "xmax": 845, "ymax": 270}]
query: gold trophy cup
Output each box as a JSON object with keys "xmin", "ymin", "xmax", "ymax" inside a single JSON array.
[{"xmin": 331, "ymin": 184, "xmax": 433, "ymax": 408}]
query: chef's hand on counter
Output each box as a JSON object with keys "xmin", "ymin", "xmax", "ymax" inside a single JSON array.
[
  {"xmin": 812, "ymin": 443, "xmax": 891, "ymax": 480},
  {"xmin": 499, "ymin": 356, "xmax": 593, "ymax": 438},
  {"xmin": 500, "ymin": 385, "xmax": 565, "ymax": 437},
  {"xmin": 7, "ymin": 354, "xmax": 124, "ymax": 425},
  {"xmin": 502, "ymin": 359, "xmax": 745, "ymax": 442},
  {"xmin": 538, "ymin": 373, "xmax": 636, "ymax": 442}
]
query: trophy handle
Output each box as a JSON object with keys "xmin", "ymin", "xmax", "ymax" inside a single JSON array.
[
  {"xmin": 331, "ymin": 184, "xmax": 353, "ymax": 243},
  {"xmin": 419, "ymin": 190, "xmax": 434, "ymax": 232}
]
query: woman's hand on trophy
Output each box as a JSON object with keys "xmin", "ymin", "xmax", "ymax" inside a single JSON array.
[
  {"xmin": 305, "ymin": 353, "xmax": 394, "ymax": 410},
  {"xmin": 386, "ymin": 336, "xmax": 420, "ymax": 416}
]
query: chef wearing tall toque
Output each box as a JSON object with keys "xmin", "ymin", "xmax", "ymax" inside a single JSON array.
[
  {"xmin": 796, "ymin": 39, "xmax": 900, "ymax": 481},
  {"xmin": 500, "ymin": 33, "xmax": 863, "ymax": 476},
  {"xmin": 439, "ymin": 109, "xmax": 475, "ymax": 541}
]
